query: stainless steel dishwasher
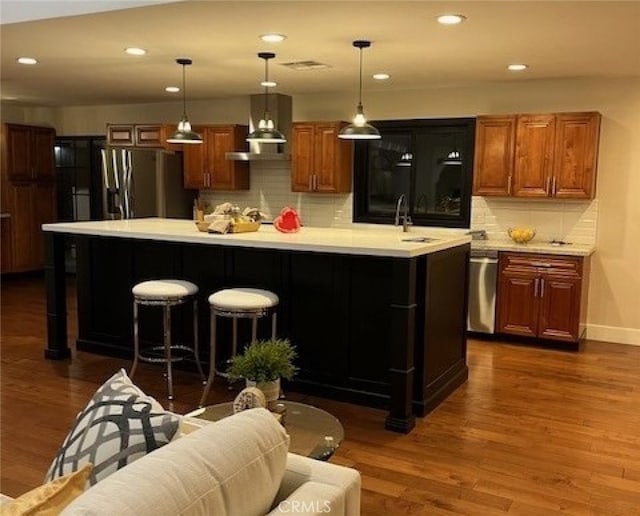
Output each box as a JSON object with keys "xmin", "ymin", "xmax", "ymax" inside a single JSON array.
[{"xmin": 467, "ymin": 248, "xmax": 499, "ymax": 334}]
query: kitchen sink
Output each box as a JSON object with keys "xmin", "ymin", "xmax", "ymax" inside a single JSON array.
[{"xmin": 401, "ymin": 236, "xmax": 439, "ymax": 243}]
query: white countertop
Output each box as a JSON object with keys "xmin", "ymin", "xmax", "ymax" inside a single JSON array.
[
  {"xmin": 471, "ymin": 239, "xmax": 595, "ymax": 257},
  {"xmin": 42, "ymin": 218, "xmax": 471, "ymax": 258}
]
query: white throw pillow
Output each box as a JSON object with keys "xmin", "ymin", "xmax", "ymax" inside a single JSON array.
[{"xmin": 45, "ymin": 369, "xmax": 180, "ymax": 486}]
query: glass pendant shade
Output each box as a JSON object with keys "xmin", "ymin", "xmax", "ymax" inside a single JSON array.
[
  {"xmin": 338, "ymin": 40, "xmax": 381, "ymax": 140},
  {"xmin": 167, "ymin": 58, "xmax": 202, "ymax": 144},
  {"xmin": 247, "ymin": 52, "xmax": 286, "ymax": 143}
]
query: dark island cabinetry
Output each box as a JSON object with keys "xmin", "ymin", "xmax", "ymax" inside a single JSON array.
[{"xmin": 45, "ymin": 227, "xmax": 469, "ymax": 433}]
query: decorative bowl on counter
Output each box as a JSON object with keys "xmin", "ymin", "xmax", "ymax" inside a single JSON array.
[{"xmin": 508, "ymin": 227, "xmax": 536, "ymax": 244}]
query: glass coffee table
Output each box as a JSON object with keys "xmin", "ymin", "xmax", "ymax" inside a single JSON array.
[{"xmin": 193, "ymin": 401, "xmax": 344, "ymax": 460}]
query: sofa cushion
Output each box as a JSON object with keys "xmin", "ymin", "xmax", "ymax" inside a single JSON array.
[
  {"xmin": 45, "ymin": 369, "xmax": 179, "ymax": 487},
  {"xmin": 61, "ymin": 408, "xmax": 290, "ymax": 516},
  {"xmin": 2, "ymin": 463, "xmax": 92, "ymax": 516}
]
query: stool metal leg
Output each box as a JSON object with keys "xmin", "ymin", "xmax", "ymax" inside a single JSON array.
[
  {"xmin": 200, "ymin": 306, "xmax": 217, "ymax": 407},
  {"xmin": 192, "ymin": 298, "xmax": 205, "ymax": 382},
  {"xmin": 251, "ymin": 315, "xmax": 258, "ymax": 343},
  {"xmin": 130, "ymin": 300, "xmax": 140, "ymax": 379},
  {"xmin": 232, "ymin": 317, "xmax": 238, "ymax": 356},
  {"xmin": 271, "ymin": 311, "xmax": 277, "ymax": 339},
  {"xmin": 164, "ymin": 305, "xmax": 174, "ymax": 401}
]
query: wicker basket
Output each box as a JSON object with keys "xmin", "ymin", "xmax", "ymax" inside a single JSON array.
[
  {"xmin": 229, "ymin": 221, "xmax": 261, "ymax": 233},
  {"xmin": 194, "ymin": 220, "xmax": 261, "ymax": 233}
]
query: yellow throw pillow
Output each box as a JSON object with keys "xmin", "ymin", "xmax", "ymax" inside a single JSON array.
[{"xmin": 1, "ymin": 463, "xmax": 92, "ymax": 516}]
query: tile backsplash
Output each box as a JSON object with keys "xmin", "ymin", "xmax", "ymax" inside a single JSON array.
[
  {"xmin": 199, "ymin": 164, "xmax": 598, "ymax": 245},
  {"xmin": 471, "ymin": 196, "xmax": 598, "ymax": 244},
  {"xmin": 199, "ymin": 161, "xmax": 353, "ymax": 227}
]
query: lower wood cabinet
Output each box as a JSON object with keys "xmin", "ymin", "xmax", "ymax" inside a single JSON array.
[
  {"xmin": 0, "ymin": 216, "xmax": 12, "ymax": 273},
  {"xmin": 6, "ymin": 182, "xmax": 56, "ymax": 272},
  {"xmin": 496, "ymin": 252, "xmax": 589, "ymax": 345}
]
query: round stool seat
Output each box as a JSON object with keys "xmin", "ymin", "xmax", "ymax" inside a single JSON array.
[
  {"xmin": 208, "ymin": 288, "xmax": 279, "ymax": 311},
  {"xmin": 133, "ymin": 280, "xmax": 198, "ymax": 300}
]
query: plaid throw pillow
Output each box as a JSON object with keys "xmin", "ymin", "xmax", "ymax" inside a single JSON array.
[{"xmin": 45, "ymin": 369, "xmax": 179, "ymax": 486}]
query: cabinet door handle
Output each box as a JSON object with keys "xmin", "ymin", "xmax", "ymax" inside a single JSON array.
[
  {"xmin": 546, "ymin": 176, "xmax": 551, "ymax": 195},
  {"xmin": 313, "ymin": 174, "xmax": 318, "ymax": 191},
  {"xmin": 308, "ymin": 175, "xmax": 313, "ymax": 191},
  {"xmin": 552, "ymin": 176, "xmax": 557, "ymax": 196},
  {"xmin": 534, "ymin": 278, "xmax": 539, "ymax": 298},
  {"xmin": 508, "ymin": 175, "xmax": 513, "ymax": 195},
  {"xmin": 540, "ymin": 278, "xmax": 545, "ymax": 298}
]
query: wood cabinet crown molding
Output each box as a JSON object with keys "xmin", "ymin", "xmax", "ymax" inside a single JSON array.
[
  {"xmin": 291, "ymin": 121, "xmax": 353, "ymax": 193},
  {"xmin": 473, "ymin": 112, "xmax": 601, "ymax": 200}
]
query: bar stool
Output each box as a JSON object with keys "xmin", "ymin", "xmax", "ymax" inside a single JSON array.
[
  {"xmin": 200, "ymin": 287, "xmax": 279, "ymax": 407},
  {"xmin": 130, "ymin": 279, "xmax": 205, "ymax": 401}
]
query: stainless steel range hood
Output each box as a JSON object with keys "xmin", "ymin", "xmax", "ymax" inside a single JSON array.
[{"xmin": 226, "ymin": 93, "xmax": 292, "ymax": 161}]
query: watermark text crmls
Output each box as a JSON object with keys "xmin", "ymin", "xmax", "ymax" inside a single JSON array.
[{"xmin": 276, "ymin": 500, "xmax": 332, "ymax": 513}]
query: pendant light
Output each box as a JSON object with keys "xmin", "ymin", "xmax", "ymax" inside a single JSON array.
[
  {"xmin": 167, "ymin": 58, "xmax": 202, "ymax": 144},
  {"xmin": 247, "ymin": 52, "xmax": 286, "ymax": 143},
  {"xmin": 338, "ymin": 40, "xmax": 381, "ymax": 140}
]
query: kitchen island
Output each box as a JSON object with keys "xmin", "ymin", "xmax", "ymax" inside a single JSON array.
[{"xmin": 43, "ymin": 218, "xmax": 471, "ymax": 433}]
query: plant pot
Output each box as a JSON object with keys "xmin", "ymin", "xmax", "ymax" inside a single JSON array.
[{"xmin": 246, "ymin": 378, "xmax": 280, "ymax": 407}]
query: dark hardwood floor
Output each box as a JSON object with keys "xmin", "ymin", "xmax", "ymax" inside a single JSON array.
[{"xmin": 1, "ymin": 275, "xmax": 639, "ymax": 514}]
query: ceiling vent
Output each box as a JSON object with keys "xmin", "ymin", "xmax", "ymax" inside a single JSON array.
[{"xmin": 280, "ymin": 60, "xmax": 331, "ymax": 71}]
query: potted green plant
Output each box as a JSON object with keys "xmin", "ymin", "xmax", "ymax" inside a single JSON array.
[{"xmin": 227, "ymin": 338, "xmax": 297, "ymax": 403}]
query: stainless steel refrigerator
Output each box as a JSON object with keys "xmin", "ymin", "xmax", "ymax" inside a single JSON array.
[{"xmin": 101, "ymin": 148, "xmax": 194, "ymax": 220}]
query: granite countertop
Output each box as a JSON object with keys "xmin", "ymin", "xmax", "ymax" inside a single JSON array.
[
  {"xmin": 471, "ymin": 239, "xmax": 595, "ymax": 257},
  {"xmin": 42, "ymin": 218, "xmax": 471, "ymax": 258}
]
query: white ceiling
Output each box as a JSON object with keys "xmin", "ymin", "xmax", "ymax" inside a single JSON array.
[{"xmin": 1, "ymin": 1, "xmax": 639, "ymax": 107}]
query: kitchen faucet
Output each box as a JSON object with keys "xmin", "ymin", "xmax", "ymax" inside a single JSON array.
[{"xmin": 394, "ymin": 194, "xmax": 412, "ymax": 232}]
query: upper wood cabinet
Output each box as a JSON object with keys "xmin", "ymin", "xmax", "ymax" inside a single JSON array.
[
  {"xmin": 182, "ymin": 125, "xmax": 249, "ymax": 191},
  {"xmin": 4, "ymin": 124, "xmax": 55, "ymax": 182},
  {"xmin": 513, "ymin": 114, "xmax": 556, "ymax": 197},
  {"xmin": 473, "ymin": 112, "xmax": 600, "ymax": 199},
  {"xmin": 552, "ymin": 113, "xmax": 601, "ymax": 199},
  {"xmin": 472, "ymin": 116, "xmax": 516, "ymax": 196},
  {"xmin": 291, "ymin": 122, "xmax": 353, "ymax": 193},
  {"xmin": 496, "ymin": 252, "xmax": 588, "ymax": 345},
  {"xmin": 106, "ymin": 123, "xmax": 182, "ymax": 150}
]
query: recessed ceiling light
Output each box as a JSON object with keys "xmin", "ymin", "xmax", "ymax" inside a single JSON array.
[
  {"xmin": 260, "ymin": 80, "xmax": 277, "ymax": 87},
  {"xmin": 373, "ymin": 73, "xmax": 390, "ymax": 80},
  {"xmin": 165, "ymin": 86, "xmax": 180, "ymax": 93},
  {"xmin": 507, "ymin": 63, "xmax": 528, "ymax": 71},
  {"xmin": 260, "ymin": 33, "xmax": 287, "ymax": 43},
  {"xmin": 437, "ymin": 14, "xmax": 466, "ymax": 25},
  {"xmin": 125, "ymin": 47, "xmax": 147, "ymax": 56},
  {"xmin": 17, "ymin": 57, "xmax": 37, "ymax": 65}
]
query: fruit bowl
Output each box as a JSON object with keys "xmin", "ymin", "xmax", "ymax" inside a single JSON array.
[{"xmin": 508, "ymin": 227, "xmax": 536, "ymax": 244}]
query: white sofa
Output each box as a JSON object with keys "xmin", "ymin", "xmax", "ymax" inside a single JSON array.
[{"xmin": 60, "ymin": 408, "xmax": 361, "ymax": 516}]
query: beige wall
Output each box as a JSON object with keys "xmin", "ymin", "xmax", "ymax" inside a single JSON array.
[
  {"xmin": 294, "ymin": 78, "xmax": 640, "ymax": 345},
  {"xmin": 3, "ymin": 77, "xmax": 638, "ymax": 344}
]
